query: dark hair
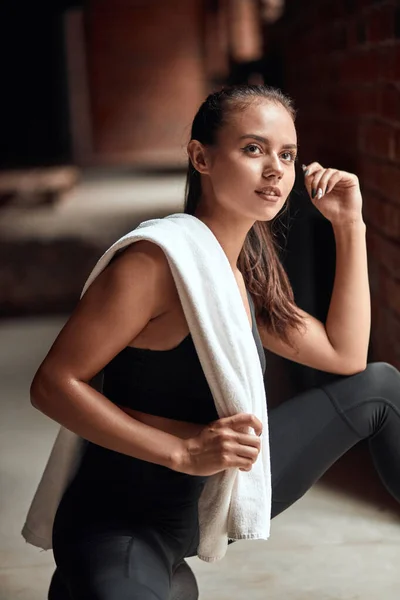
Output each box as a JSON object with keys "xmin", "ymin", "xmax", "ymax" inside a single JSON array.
[{"xmin": 184, "ymin": 84, "xmax": 304, "ymax": 347}]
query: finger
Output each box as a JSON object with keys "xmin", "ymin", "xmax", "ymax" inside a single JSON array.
[
  {"xmin": 234, "ymin": 444, "xmax": 259, "ymax": 461},
  {"xmin": 304, "ymin": 169, "xmax": 324, "ymax": 200},
  {"xmin": 311, "ymin": 168, "xmax": 332, "ymax": 199},
  {"xmin": 229, "ymin": 413, "xmax": 263, "ymax": 436},
  {"xmin": 239, "ymin": 461, "xmax": 253, "ymax": 472},
  {"xmin": 309, "ymin": 168, "xmax": 328, "ymax": 200},
  {"xmin": 315, "ymin": 169, "xmax": 340, "ymax": 198},
  {"xmin": 301, "ymin": 161, "xmax": 323, "ymax": 177},
  {"xmin": 325, "ymin": 170, "xmax": 342, "ymax": 194},
  {"xmin": 235, "ymin": 432, "xmax": 261, "ymax": 450},
  {"xmin": 302, "ymin": 164, "xmax": 324, "ymax": 199},
  {"xmin": 220, "ymin": 413, "xmax": 254, "ymax": 432},
  {"xmin": 224, "ymin": 451, "xmax": 254, "ymax": 470}
]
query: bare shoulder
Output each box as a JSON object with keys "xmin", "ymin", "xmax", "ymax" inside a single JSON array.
[
  {"xmin": 110, "ymin": 240, "xmax": 176, "ymax": 317},
  {"xmin": 32, "ymin": 239, "xmax": 177, "ymax": 384},
  {"xmin": 122, "ymin": 239, "xmax": 167, "ymax": 262}
]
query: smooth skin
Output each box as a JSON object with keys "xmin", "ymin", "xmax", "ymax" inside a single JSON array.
[{"xmin": 31, "ymin": 99, "xmax": 370, "ymax": 478}]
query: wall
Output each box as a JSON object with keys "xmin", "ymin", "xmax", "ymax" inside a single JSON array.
[
  {"xmin": 82, "ymin": 0, "xmax": 206, "ymax": 166},
  {"xmin": 273, "ymin": 0, "xmax": 400, "ymax": 370}
]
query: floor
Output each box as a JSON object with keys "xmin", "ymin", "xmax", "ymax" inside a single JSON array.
[{"xmin": 1, "ymin": 171, "xmax": 400, "ymax": 598}]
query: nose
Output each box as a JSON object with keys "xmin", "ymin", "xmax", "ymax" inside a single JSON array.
[{"xmin": 262, "ymin": 154, "xmax": 284, "ymax": 180}]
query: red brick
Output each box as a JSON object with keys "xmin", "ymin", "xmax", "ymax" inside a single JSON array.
[
  {"xmin": 394, "ymin": 128, "xmax": 400, "ymax": 161},
  {"xmin": 366, "ymin": 229, "xmax": 379, "ymax": 264},
  {"xmin": 358, "ymin": 156, "xmax": 379, "ymax": 188},
  {"xmin": 394, "ymin": 45, "xmax": 400, "ymax": 82},
  {"xmin": 340, "ymin": 55, "xmax": 359, "ymax": 83},
  {"xmin": 358, "ymin": 86, "xmax": 380, "ymax": 115},
  {"xmin": 370, "ymin": 298, "xmax": 381, "ymax": 333},
  {"xmin": 340, "ymin": 52, "xmax": 374, "ymax": 83},
  {"xmin": 380, "ymin": 270, "xmax": 400, "ymax": 318},
  {"xmin": 372, "ymin": 335, "xmax": 400, "ymax": 369},
  {"xmin": 365, "ymin": 3, "xmax": 396, "ymax": 43},
  {"xmin": 363, "ymin": 194, "xmax": 400, "ymax": 239},
  {"xmin": 381, "ymin": 201, "xmax": 400, "ymax": 239},
  {"xmin": 370, "ymin": 302, "xmax": 400, "ymax": 367},
  {"xmin": 379, "ymin": 84, "xmax": 400, "ymax": 123},
  {"xmin": 375, "ymin": 45, "xmax": 396, "ymax": 81},
  {"xmin": 367, "ymin": 230, "xmax": 400, "ymax": 280},
  {"xmin": 380, "ymin": 237, "xmax": 400, "ymax": 280},
  {"xmin": 334, "ymin": 86, "xmax": 379, "ymax": 117},
  {"xmin": 360, "ymin": 121, "xmax": 395, "ymax": 159},
  {"xmin": 367, "ymin": 249, "xmax": 381, "ymax": 294},
  {"xmin": 363, "ymin": 49, "xmax": 381, "ymax": 81},
  {"xmin": 375, "ymin": 163, "xmax": 400, "ymax": 203},
  {"xmin": 86, "ymin": 0, "xmax": 205, "ymax": 165},
  {"xmin": 347, "ymin": 20, "xmax": 359, "ymax": 49},
  {"xmin": 204, "ymin": 1, "xmax": 229, "ymax": 78},
  {"xmin": 341, "ymin": 45, "xmax": 397, "ymax": 86},
  {"xmin": 318, "ymin": 0, "xmax": 346, "ymax": 21},
  {"xmin": 384, "ymin": 311, "xmax": 400, "ymax": 367},
  {"xmin": 355, "ymin": 0, "xmax": 372, "ymax": 9}
]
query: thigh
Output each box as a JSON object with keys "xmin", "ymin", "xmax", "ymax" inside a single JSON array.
[
  {"xmin": 48, "ymin": 568, "xmax": 71, "ymax": 600},
  {"xmin": 53, "ymin": 528, "xmax": 174, "ymax": 600},
  {"xmin": 269, "ymin": 385, "xmax": 361, "ymax": 518}
]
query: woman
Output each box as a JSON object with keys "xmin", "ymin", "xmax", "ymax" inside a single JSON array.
[{"xmin": 31, "ymin": 85, "xmax": 400, "ymax": 600}]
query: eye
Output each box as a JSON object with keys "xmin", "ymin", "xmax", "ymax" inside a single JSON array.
[
  {"xmin": 243, "ymin": 144, "xmax": 262, "ymax": 155},
  {"xmin": 281, "ymin": 151, "xmax": 297, "ymax": 162}
]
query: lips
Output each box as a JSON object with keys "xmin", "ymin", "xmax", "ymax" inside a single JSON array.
[{"xmin": 255, "ymin": 186, "xmax": 282, "ymax": 197}]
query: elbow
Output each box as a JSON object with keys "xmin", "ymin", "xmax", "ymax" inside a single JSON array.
[
  {"xmin": 30, "ymin": 370, "xmax": 47, "ymax": 411},
  {"xmin": 339, "ymin": 358, "xmax": 367, "ymax": 376},
  {"xmin": 346, "ymin": 364, "xmax": 367, "ymax": 376},
  {"xmin": 30, "ymin": 367, "xmax": 61, "ymax": 412},
  {"xmin": 31, "ymin": 365, "xmax": 79, "ymax": 415}
]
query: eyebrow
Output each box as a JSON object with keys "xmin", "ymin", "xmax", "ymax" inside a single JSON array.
[{"xmin": 239, "ymin": 134, "xmax": 298, "ymax": 150}]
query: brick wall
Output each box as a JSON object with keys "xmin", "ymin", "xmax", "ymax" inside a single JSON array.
[
  {"xmin": 84, "ymin": 0, "xmax": 206, "ymax": 167},
  {"xmin": 274, "ymin": 0, "xmax": 400, "ymax": 369}
]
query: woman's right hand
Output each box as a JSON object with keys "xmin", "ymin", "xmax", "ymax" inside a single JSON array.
[{"xmin": 176, "ymin": 413, "xmax": 263, "ymax": 476}]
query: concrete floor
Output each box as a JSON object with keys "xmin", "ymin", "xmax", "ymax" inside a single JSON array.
[{"xmin": 1, "ymin": 172, "xmax": 400, "ymax": 598}]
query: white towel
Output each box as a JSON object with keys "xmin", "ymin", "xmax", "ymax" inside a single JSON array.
[{"xmin": 22, "ymin": 213, "xmax": 271, "ymax": 562}]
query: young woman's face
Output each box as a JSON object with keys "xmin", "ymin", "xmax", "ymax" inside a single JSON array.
[{"xmin": 206, "ymin": 100, "xmax": 297, "ymax": 221}]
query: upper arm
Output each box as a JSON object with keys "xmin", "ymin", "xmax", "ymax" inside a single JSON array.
[
  {"xmin": 32, "ymin": 241, "xmax": 170, "ymax": 387},
  {"xmin": 257, "ymin": 308, "xmax": 362, "ymax": 375}
]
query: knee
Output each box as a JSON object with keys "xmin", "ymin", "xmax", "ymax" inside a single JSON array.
[
  {"xmin": 171, "ymin": 561, "xmax": 199, "ymax": 600},
  {"xmin": 359, "ymin": 362, "xmax": 400, "ymax": 401},
  {"xmin": 48, "ymin": 569, "xmax": 70, "ymax": 600}
]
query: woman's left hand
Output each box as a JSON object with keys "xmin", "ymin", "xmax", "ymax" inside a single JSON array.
[{"xmin": 302, "ymin": 162, "xmax": 364, "ymax": 226}]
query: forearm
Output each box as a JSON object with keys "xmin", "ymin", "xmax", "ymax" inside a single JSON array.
[
  {"xmin": 325, "ymin": 219, "xmax": 370, "ymax": 368},
  {"xmin": 30, "ymin": 372, "xmax": 184, "ymax": 470}
]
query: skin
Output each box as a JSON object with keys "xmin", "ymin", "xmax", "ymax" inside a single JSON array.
[
  {"xmin": 188, "ymin": 100, "xmax": 297, "ymax": 271},
  {"xmin": 31, "ymin": 99, "xmax": 370, "ymax": 476}
]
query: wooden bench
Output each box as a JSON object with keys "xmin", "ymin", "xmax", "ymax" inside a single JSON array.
[{"xmin": 0, "ymin": 166, "xmax": 80, "ymax": 209}]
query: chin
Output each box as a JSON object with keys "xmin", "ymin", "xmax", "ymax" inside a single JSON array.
[
  {"xmin": 256, "ymin": 205, "xmax": 284, "ymax": 221},
  {"xmin": 258, "ymin": 213, "xmax": 280, "ymax": 222}
]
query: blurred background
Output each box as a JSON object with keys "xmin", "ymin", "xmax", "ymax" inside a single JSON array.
[{"xmin": 1, "ymin": 1, "xmax": 400, "ymax": 598}]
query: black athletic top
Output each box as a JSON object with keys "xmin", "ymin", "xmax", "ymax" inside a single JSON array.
[{"xmin": 103, "ymin": 290, "xmax": 266, "ymax": 425}]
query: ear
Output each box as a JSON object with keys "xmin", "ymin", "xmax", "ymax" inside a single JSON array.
[{"xmin": 187, "ymin": 140, "xmax": 211, "ymax": 175}]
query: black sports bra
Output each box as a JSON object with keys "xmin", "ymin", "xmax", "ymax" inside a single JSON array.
[{"xmin": 103, "ymin": 290, "xmax": 266, "ymax": 424}]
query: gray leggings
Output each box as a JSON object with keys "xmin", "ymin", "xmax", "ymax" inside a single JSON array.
[{"xmin": 49, "ymin": 362, "xmax": 400, "ymax": 599}]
